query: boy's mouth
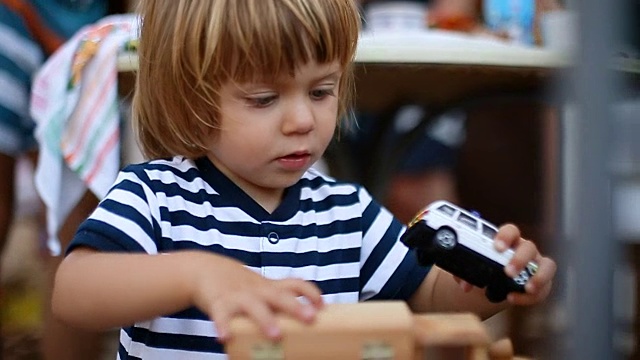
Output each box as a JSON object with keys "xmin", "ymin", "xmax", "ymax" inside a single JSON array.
[
  {"xmin": 277, "ymin": 152, "xmax": 311, "ymax": 170},
  {"xmin": 281, "ymin": 152, "xmax": 309, "ymax": 159}
]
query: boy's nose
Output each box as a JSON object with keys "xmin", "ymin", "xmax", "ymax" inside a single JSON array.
[{"xmin": 282, "ymin": 99, "xmax": 315, "ymax": 134}]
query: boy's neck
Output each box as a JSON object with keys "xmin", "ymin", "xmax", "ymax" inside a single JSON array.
[{"xmin": 204, "ymin": 155, "xmax": 286, "ymax": 214}]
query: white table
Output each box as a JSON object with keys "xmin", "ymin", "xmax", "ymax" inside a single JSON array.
[
  {"xmin": 355, "ymin": 29, "xmax": 568, "ymax": 66},
  {"xmin": 118, "ymin": 29, "xmax": 568, "ymax": 113},
  {"xmin": 118, "ymin": 29, "xmax": 569, "ymax": 70}
]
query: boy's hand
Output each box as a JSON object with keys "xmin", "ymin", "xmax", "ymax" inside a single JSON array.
[
  {"xmin": 493, "ymin": 224, "xmax": 557, "ymax": 305},
  {"xmin": 188, "ymin": 254, "xmax": 324, "ymax": 343}
]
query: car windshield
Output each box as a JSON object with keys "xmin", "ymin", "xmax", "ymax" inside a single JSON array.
[{"xmin": 436, "ymin": 204, "xmax": 456, "ymax": 217}]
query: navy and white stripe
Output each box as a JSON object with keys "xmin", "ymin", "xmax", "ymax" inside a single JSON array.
[{"xmin": 69, "ymin": 156, "xmax": 430, "ymax": 359}]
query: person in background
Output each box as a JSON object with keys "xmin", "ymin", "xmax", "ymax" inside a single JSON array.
[
  {"xmin": 50, "ymin": 0, "xmax": 556, "ymax": 358},
  {"xmin": 342, "ymin": 104, "xmax": 466, "ymax": 224},
  {"xmin": 0, "ymin": 1, "xmax": 127, "ymax": 358}
]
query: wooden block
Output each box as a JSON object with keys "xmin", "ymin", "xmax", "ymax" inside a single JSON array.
[
  {"xmin": 226, "ymin": 304, "xmax": 508, "ymax": 360},
  {"xmin": 413, "ymin": 313, "xmax": 491, "ymax": 347},
  {"xmin": 225, "ymin": 301, "xmax": 414, "ymax": 360},
  {"xmin": 413, "ymin": 313, "xmax": 491, "ymax": 360},
  {"xmin": 488, "ymin": 338, "xmax": 515, "ymax": 360}
]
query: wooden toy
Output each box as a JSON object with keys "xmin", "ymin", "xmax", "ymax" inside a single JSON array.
[{"xmin": 225, "ymin": 301, "xmax": 526, "ymax": 360}]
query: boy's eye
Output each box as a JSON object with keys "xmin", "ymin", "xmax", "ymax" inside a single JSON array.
[
  {"xmin": 310, "ymin": 88, "xmax": 335, "ymax": 100},
  {"xmin": 246, "ymin": 95, "xmax": 277, "ymax": 108}
]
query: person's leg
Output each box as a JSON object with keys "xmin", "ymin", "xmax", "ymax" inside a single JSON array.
[
  {"xmin": 0, "ymin": 153, "xmax": 15, "ymax": 263},
  {"xmin": 41, "ymin": 190, "xmax": 104, "ymax": 360},
  {"xmin": 0, "ymin": 153, "xmax": 16, "ymax": 352}
]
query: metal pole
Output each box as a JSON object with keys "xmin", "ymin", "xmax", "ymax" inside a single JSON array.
[{"xmin": 565, "ymin": 0, "xmax": 623, "ymax": 358}]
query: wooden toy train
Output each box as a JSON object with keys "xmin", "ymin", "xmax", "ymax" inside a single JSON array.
[{"xmin": 226, "ymin": 301, "xmax": 530, "ymax": 360}]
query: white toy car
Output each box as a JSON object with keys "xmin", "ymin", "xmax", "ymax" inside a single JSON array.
[{"xmin": 400, "ymin": 200, "xmax": 538, "ymax": 302}]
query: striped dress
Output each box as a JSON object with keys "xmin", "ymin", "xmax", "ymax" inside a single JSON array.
[{"xmin": 69, "ymin": 156, "xmax": 431, "ymax": 359}]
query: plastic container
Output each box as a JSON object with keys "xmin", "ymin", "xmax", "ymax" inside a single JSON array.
[
  {"xmin": 483, "ymin": 0, "xmax": 536, "ymax": 45},
  {"xmin": 365, "ymin": 1, "xmax": 428, "ymax": 31}
]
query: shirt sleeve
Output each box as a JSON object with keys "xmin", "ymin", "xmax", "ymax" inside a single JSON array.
[
  {"xmin": 66, "ymin": 166, "xmax": 160, "ymax": 255},
  {"xmin": 358, "ymin": 187, "xmax": 431, "ymax": 301}
]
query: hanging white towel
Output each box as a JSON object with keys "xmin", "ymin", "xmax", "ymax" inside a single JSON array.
[{"xmin": 31, "ymin": 14, "xmax": 139, "ymax": 255}]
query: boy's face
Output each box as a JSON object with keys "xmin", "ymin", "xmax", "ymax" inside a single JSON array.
[{"xmin": 206, "ymin": 60, "xmax": 341, "ymax": 205}]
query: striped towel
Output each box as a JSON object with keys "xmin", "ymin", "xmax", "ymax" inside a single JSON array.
[{"xmin": 30, "ymin": 14, "xmax": 139, "ymax": 255}]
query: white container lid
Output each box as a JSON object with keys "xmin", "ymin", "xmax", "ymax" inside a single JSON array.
[{"xmin": 365, "ymin": 1, "xmax": 428, "ymax": 31}]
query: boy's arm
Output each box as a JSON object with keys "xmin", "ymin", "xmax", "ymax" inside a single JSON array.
[
  {"xmin": 53, "ymin": 248, "xmax": 323, "ymax": 340},
  {"xmin": 407, "ymin": 266, "xmax": 506, "ymax": 320},
  {"xmin": 53, "ymin": 248, "xmax": 225, "ymax": 330}
]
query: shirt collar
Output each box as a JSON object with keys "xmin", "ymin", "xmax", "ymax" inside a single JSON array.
[{"xmin": 195, "ymin": 157, "xmax": 302, "ymax": 222}]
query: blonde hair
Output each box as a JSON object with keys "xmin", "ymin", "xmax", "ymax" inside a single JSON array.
[{"xmin": 133, "ymin": 0, "xmax": 361, "ymax": 159}]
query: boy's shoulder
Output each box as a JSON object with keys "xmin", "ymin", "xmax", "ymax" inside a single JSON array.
[
  {"xmin": 301, "ymin": 167, "xmax": 374, "ymax": 202},
  {"xmin": 119, "ymin": 156, "xmax": 201, "ymax": 184},
  {"xmin": 302, "ymin": 166, "xmax": 361, "ymax": 189},
  {"xmin": 122, "ymin": 156, "xmax": 195, "ymax": 172}
]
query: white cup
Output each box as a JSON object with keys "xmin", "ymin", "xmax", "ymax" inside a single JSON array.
[
  {"xmin": 365, "ymin": 1, "xmax": 428, "ymax": 31},
  {"xmin": 540, "ymin": 10, "xmax": 578, "ymax": 53}
]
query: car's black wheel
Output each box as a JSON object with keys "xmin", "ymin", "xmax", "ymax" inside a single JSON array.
[
  {"xmin": 434, "ymin": 227, "xmax": 457, "ymax": 250},
  {"xmin": 485, "ymin": 282, "xmax": 508, "ymax": 303}
]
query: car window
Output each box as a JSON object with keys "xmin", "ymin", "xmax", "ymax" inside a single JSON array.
[
  {"xmin": 482, "ymin": 224, "xmax": 497, "ymax": 239},
  {"xmin": 436, "ymin": 204, "xmax": 456, "ymax": 217},
  {"xmin": 457, "ymin": 212, "xmax": 477, "ymax": 230}
]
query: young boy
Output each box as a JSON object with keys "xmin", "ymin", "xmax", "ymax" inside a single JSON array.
[{"xmin": 52, "ymin": 0, "xmax": 557, "ymax": 358}]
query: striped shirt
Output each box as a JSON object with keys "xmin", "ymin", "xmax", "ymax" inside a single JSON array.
[{"xmin": 69, "ymin": 156, "xmax": 430, "ymax": 359}]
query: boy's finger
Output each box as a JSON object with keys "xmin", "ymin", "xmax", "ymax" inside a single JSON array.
[
  {"xmin": 508, "ymin": 281, "xmax": 552, "ymax": 305},
  {"xmin": 527, "ymin": 257, "xmax": 557, "ymax": 291},
  {"xmin": 242, "ymin": 298, "xmax": 281, "ymax": 340},
  {"xmin": 282, "ymin": 279, "xmax": 324, "ymax": 308},
  {"xmin": 267, "ymin": 291, "xmax": 317, "ymax": 323},
  {"xmin": 505, "ymin": 240, "xmax": 538, "ymax": 277},
  {"xmin": 495, "ymin": 223, "xmax": 521, "ymax": 246},
  {"xmin": 212, "ymin": 303, "xmax": 233, "ymax": 343},
  {"xmin": 506, "ymin": 292, "xmax": 537, "ymax": 306}
]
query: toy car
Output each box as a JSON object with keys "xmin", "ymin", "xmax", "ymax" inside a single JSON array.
[{"xmin": 400, "ymin": 200, "xmax": 538, "ymax": 303}]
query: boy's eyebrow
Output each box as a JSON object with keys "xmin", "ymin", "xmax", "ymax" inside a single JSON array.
[
  {"xmin": 233, "ymin": 69, "xmax": 343, "ymax": 90},
  {"xmin": 310, "ymin": 70, "xmax": 342, "ymax": 84}
]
